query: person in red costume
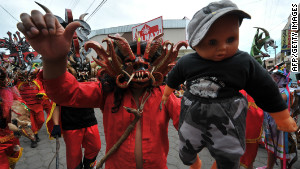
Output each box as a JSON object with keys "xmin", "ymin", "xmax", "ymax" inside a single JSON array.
[
  {"xmin": 17, "ymin": 67, "xmax": 56, "ymax": 148},
  {"xmin": 16, "ymin": 3, "xmax": 186, "ymax": 169},
  {"xmin": 239, "ymin": 90, "xmax": 264, "ymax": 169},
  {"xmin": 0, "ymin": 72, "xmax": 25, "ymax": 169},
  {"xmin": 48, "ymin": 10, "xmax": 102, "ymax": 169}
]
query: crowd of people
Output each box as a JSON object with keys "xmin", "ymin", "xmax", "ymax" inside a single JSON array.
[{"xmin": 0, "ymin": 0, "xmax": 300, "ymax": 169}]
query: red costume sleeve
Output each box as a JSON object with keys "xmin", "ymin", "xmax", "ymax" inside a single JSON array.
[
  {"xmin": 33, "ymin": 78, "xmax": 45, "ymax": 94},
  {"xmin": 37, "ymin": 71, "xmax": 103, "ymax": 108},
  {"xmin": 11, "ymin": 86, "xmax": 22, "ymax": 102}
]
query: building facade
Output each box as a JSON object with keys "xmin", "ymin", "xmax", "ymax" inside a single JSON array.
[
  {"xmin": 279, "ymin": 3, "xmax": 300, "ymax": 71},
  {"xmin": 86, "ymin": 18, "xmax": 194, "ymax": 60}
]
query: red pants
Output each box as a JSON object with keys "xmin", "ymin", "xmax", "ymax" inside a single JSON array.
[
  {"xmin": 0, "ymin": 151, "xmax": 10, "ymax": 169},
  {"xmin": 63, "ymin": 124, "xmax": 101, "ymax": 169},
  {"xmin": 29, "ymin": 99, "xmax": 53, "ymax": 133},
  {"xmin": 0, "ymin": 135, "xmax": 22, "ymax": 169},
  {"xmin": 240, "ymin": 142, "xmax": 259, "ymax": 168},
  {"xmin": 29, "ymin": 104, "xmax": 44, "ymax": 133}
]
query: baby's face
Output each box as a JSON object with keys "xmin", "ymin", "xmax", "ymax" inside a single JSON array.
[{"xmin": 194, "ymin": 14, "xmax": 239, "ymax": 61}]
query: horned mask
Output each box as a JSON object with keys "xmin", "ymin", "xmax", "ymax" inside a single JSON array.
[{"xmin": 85, "ymin": 33, "xmax": 188, "ymax": 88}]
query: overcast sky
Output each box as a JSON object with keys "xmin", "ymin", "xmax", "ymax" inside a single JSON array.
[{"xmin": 0, "ymin": 0, "xmax": 298, "ymax": 57}]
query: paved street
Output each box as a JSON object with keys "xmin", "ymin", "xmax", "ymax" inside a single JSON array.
[{"xmin": 15, "ymin": 108, "xmax": 300, "ymax": 169}]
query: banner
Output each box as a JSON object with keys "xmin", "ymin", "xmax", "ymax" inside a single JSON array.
[{"xmin": 132, "ymin": 16, "xmax": 163, "ymax": 41}]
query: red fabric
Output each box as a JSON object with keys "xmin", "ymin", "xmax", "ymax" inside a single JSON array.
[
  {"xmin": 0, "ymin": 87, "xmax": 23, "ymax": 169},
  {"xmin": 240, "ymin": 90, "xmax": 264, "ymax": 141},
  {"xmin": 0, "ymin": 150, "xmax": 9, "ymax": 169},
  {"xmin": 28, "ymin": 98, "xmax": 53, "ymax": 133},
  {"xmin": 28, "ymin": 104, "xmax": 45, "ymax": 133},
  {"xmin": 44, "ymin": 101, "xmax": 57, "ymax": 139},
  {"xmin": 239, "ymin": 90, "xmax": 264, "ymax": 168},
  {"xmin": 0, "ymin": 87, "xmax": 22, "ymax": 119},
  {"xmin": 17, "ymin": 81, "xmax": 42, "ymax": 105},
  {"xmin": 240, "ymin": 142, "xmax": 259, "ymax": 168},
  {"xmin": 39, "ymin": 71, "xmax": 181, "ymax": 169},
  {"xmin": 41, "ymin": 99, "xmax": 55, "ymax": 135},
  {"xmin": 0, "ymin": 132, "xmax": 21, "ymax": 169},
  {"xmin": 18, "ymin": 79, "xmax": 53, "ymax": 133},
  {"xmin": 0, "ymin": 129, "xmax": 14, "ymax": 151},
  {"xmin": 63, "ymin": 125, "xmax": 101, "ymax": 169}
]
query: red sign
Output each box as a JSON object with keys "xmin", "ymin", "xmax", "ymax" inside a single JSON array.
[{"xmin": 132, "ymin": 16, "xmax": 163, "ymax": 41}]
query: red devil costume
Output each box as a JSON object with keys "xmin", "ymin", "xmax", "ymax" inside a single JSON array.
[
  {"xmin": 17, "ymin": 3, "xmax": 187, "ymax": 168},
  {"xmin": 17, "ymin": 77, "xmax": 55, "ymax": 148},
  {"xmin": 38, "ymin": 32, "xmax": 187, "ymax": 169},
  {"xmin": 49, "ymin": 10, "xmax": 101, "ymax": 169},
  {"xmin": 0, "ymin": 29, "xmax": 37, "ymax": 168},
  {"xmin": 0, "ymin": 85, "xmax": 24, "ymax": 169}
]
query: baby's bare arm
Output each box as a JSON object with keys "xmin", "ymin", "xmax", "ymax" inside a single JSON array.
[
  {"xmin": 162, "ymin": 85, "xmax": 176, "ymax": 104},
  {"xmin": 269, "ymin": 109, "xmax": 298, "ymax": 132}
]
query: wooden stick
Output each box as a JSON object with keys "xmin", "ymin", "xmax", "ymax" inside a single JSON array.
[{"xmin": 96, "ymin": 106, "xmax": 141, "ymax": 169}]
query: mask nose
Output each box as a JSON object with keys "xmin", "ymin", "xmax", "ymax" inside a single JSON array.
[{"xmin": 133, "ymin": 57, "xmax": 149, "ymax": 71}]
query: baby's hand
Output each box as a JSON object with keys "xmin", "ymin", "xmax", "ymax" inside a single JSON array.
[
  {"xmin": 159, "ymin": 95, "xmax": 169, "ymax": 111},
  {"xmin": 160, "ymin": 85, "xmax": 176, "ymax": 110},
  {"xmin": 269, "ymin": 109, "xmax": 298, "ymax": 132},
  {"xmin": 276, "ymin": 116, "xmax": 298, "ymax": 132}
]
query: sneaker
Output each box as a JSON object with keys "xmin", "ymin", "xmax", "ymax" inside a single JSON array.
[{"xmin": 31, "ymin": 140, "xmax": 38, "ymax": 148}]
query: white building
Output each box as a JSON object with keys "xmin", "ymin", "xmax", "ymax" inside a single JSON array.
[{"xmin": 86, "ymin": 17, "xmax": 194, "ymax": 60}]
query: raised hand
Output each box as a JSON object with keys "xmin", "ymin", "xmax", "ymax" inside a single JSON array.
[
  {"xmin": 17, "ymin": 7, "xmax": 80, "ymax": 62},
  {"xmin": 17, "ymin": 3, "xmax": 81, "ymax": 79}
]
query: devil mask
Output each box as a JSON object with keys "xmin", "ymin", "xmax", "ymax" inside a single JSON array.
[{"xmin": 85, "ymin": 33, "xmax": 188, "ymax": 88}]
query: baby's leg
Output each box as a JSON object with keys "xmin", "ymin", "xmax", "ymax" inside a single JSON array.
[
  {"xmin": 205, "ymin": 97, "xmax": 248, "ymax": 169},
  {"xmin": 178, "ymin": 121, "xmax": 205, "ymax": 165},
  {"xmin": 178, "ymin": 98, "xmax": 206, "ymax": 165},
  {"xmin": 205, "ymin": 121, "xmax": 244, "ymax": 169}
]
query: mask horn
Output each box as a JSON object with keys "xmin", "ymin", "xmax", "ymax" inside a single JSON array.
[{"xmin": 35, "ymin": 1, "xmax": 52, "ymax": 14}]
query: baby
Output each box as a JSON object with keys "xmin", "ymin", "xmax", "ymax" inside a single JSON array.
[{"xmin": 162, "ymin": 0, "xmax": 298, "ymax": 169}]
